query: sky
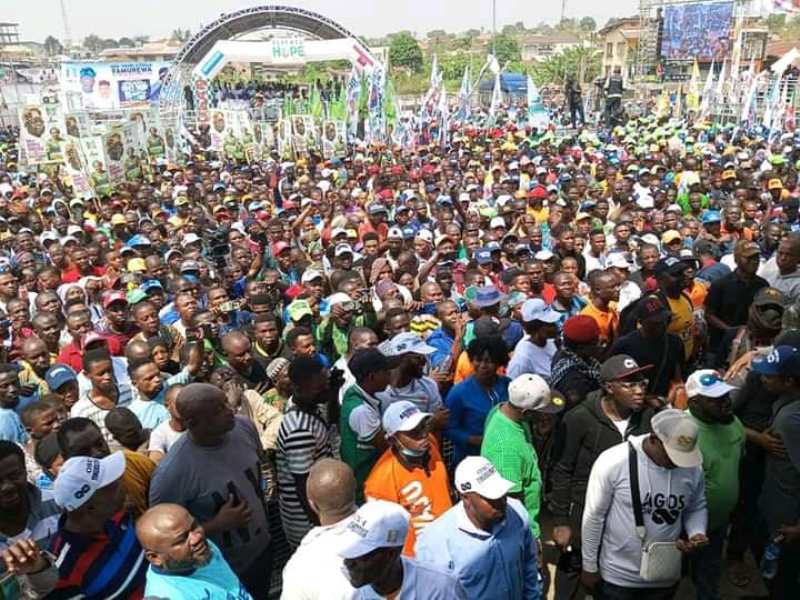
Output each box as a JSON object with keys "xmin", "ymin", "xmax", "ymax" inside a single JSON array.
[{"xmin": 7, "ymin": 0, "xmax": 639, "ymax": 44}]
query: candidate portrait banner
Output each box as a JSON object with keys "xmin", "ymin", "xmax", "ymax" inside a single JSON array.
[
  {"xmin": 58, "ymin": 140, "xmax": 93, "ymax": 197},
  {"xmin": 276, "ymin": 119, "xmax": 293, "ymax": 160},
  {"xmin": 18, "ymin": 93, "xmax": 67, "ymax": 166},
  {"xmin": 321, "ymin": 120, "xmax": 346, "ymax": 159},
  {"xmin": 102, "ymin": 123, "xmax": 140, "ymax": 185},
  {"xmin": 60, "ymin": 61, "xmax": 171, "ymax": 110}
]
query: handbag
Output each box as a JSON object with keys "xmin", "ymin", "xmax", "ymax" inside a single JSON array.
[{"xmin": 628, "ymin": 443, "xmax": 682, "ymax": 583}]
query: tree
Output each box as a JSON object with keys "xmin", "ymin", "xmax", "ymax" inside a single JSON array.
[
  {"xmin": 43, "ymin": 35, "xmax": 63, "ymax": 56},
  {"xmin": 451, "ymin": 36, "xmax": 472, "ymax": 51},
  {"xmin": 82, "ymin": 34, "xmax": 103, "ymax": 52},
  {"xmin": 100, "ymin": 39, "xmax": 119, "ymax": 50},
  {"xmin": 171, "ymin": 29, "xmax": 192, "ymax": 43},
  {"xmin": 133, "ymin": 35, "xmax": 149, "ymax": 46},
  {"xmin": 389, "ymin": 32, "xmax": 424, "ymax": 72},
  {"xmin": 491, "ymin": 34, "xmax": 521, "ymax": 66},
  {"xmin": 579, "ymin": 17, "xmax": 597, "ymax": 32},
  {"xmin": 118, "ymin": 37, "xmax": 135, "ymax": 47},
  {"xmin": 531, "ymin": 46, "xmax": 601, "ymax": 86}
]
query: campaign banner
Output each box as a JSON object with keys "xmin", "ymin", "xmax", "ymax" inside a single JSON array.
[
  {"xmin": 60, "ymin": 61, "xmax": 171, "ymax": 110},
  {"xmin": 254, "ymin": 120, "xmax": 275, "ymax": 159},
  {"xmin": 208, "ymin": 109, "xmax": 231, "ymax": 152},
  {"xmin": 102, "ymin": 123, "xmax": 140, "ymax": 185},
  {"xmin": 276, "ymin": 119, "xmax": 293, "ymax": 159},
  {"xmin": 321, "ymin": 120, "xmax": 346, "ymax": 159},
  {"xmin": 59, "ymin": 140, "xmax": 93, "ymax": 197},
  {"xmin": 661, "ymin": 2, "xmax": 733, "ymax": 62},
  {"xmin": 18, "ymin": 92, "xmax": 66, "ymax": 165}
]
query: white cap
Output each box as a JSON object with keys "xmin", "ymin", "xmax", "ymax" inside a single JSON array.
[
  {"xmin": 331, "ymin": 227, "xmax": 348, "ymax": 238},
  {"xmin": 387, "ymin": 226, "xmax": 403, "ymax": 240},
  {"xmin": 379, "ymin": 331, "xmax": 435, "ymax": 357},
  {"xmin": 39, "ymin": 231, "xmax": 59, "ymax": 244},
  {"xmin": 636, "ymin": 194, "xmax": 654, "ymax": 209},
  {"xmin": 685, "ymin": 369, "xmax": 737, "ymax": 399},
  {"xmin": 606, "ymin": 252, "xmax": 630, "ymax": 270},
  {"xmin": 454, "ymin": 456, "xmax": 514, "ymax": 500},
  {"xmin": 301, "ymin": 269, "xmax": 323, "ymax": 284},
  {"xmin": 521, "ymin": 298, "xmax": 561, "ymax": 323},
  {"xmin": 508, "ymin": 373, "xmax": 563, "ymax": 412},
  {"xmin": 490, "ymin": 217, "xmax": 506, "ymax": 229},
  {"xmin": 326, "ymin": 292, "xmax": 353, "ymax": 307},
  {"xmin": 536, "ymin": 166, "xmax": 548, "ymax": 175},
  {"xmin": 651, "ymin": 409, "xmax": 703, "ymax": 468},
  {"xmin": 382, "ymin": 400, "xmax": 431, "ymax": 437},
  {"xmin": 53, "ymin": 451, "xmax": 126, "ymax": 511},
  {"xmin": 66, "ymin": 224, "xmax": 83, "ymax": 236},
  {"xmin": 415, "ymin": 229, "xmax": 433, "ymax": 245},
  {"xmin": 334, "ymin": 243, "xmax": 353, "ymax": 257},
  {"xmin": 181, "ymin": 233, "xmax": 201, "ymax": 247},
  {"xmin": 534, "ymin": 249, "xmax": 554, "ymax": 261},
  {"xmin": 336, "ymin": 500, "xmax": 409, "ymax": 559}
]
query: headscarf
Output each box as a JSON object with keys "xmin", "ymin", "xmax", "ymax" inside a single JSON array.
[{"xmin": 369, "ymin": 257, "xmax": 392, "ymax": 285}]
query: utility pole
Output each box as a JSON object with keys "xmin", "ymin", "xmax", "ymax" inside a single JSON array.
[
  {"xmin": 561, "ymin": 0, "xmax": 567, "ymax": 23},
  {"xmin": 492, "ymin": 0, "xmax": 496, "ymax": 55},
  {"xmin": 59, "ymin": 0, "xmax": 72, "ymax": 50}
]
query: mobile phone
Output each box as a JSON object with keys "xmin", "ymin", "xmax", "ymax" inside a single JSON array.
[{"xmin": 219, "ymin": 300, "xmax": 241, "ymax": 313}]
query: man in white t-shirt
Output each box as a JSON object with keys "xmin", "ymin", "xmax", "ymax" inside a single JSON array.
[
  {"xmin": 336, "ymin": 499, "xmax": 467, "ymax": 599},
  {"xmin": 281, "ymin": 458, "xmax": 357, "ymax": 600},
  {"xmin": 507, "ymin": 298, "xmax": 559, "ymax": 379},
  {"xmin": 581, "ymin": 409, "xmax": 708, "ymax": 597}
]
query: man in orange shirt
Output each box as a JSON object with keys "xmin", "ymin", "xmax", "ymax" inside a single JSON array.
[
  {"xmin": 579, "ymin": 270, "xmax": 620, "ymax": 348},
  {"xmin": 358, "ymin": 203, "xmax": 389, "ymax": 242},
  {"xmin": 364, "ymin": 400, "xmax": 452, "ymax": 556}
]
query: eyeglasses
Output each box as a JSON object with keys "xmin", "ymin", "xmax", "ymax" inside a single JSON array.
[{"xmin": 615, "ymin": 379, "xmax": 649, "ymax": 390}]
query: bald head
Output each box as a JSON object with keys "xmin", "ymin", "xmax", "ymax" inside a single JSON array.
[
  {"xmin": 125, "ymin": 339, "xmax": 151, "ymax": 364},
  {"xmin": 137, "ymin": 503, "xmax": 189, "ymax": 549},
  {"xmin": 22, "ymin": 336, "xmax": 46, "ymax": 356},
  {"xmin": 221, "ymin": 331, "xmax": 250, "ymax": 354},
  {"xmin": 136, "ymin": 503, "xmax": 211, "ymax": 571},
  {"xmin": 307, "ymin": 458, "xmax": 356, "ymax": 524}
]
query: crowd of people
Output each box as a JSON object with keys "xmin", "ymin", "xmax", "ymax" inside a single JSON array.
[{"xmin": 0, "ymin": 86, "xmax": 798, "ymax": 600}]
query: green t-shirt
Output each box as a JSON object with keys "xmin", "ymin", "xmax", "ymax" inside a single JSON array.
[
  {"xmin": 481, "ymin": 404, "xmax": 542, "ymax": 538},
  {"xmin": 340, "ymin": 383, "xmax": 382, "ymax": 505},
  {"xmin": 688, "ymin": 409, "xmax": 745, "ymax": 531}
]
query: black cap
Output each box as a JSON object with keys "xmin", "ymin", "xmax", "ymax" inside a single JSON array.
[
  {"xmin": 348, "ymin": 348, "xmax": 390, "ymax": 382},
  {"xmin": 654, "ymin": 256, "xmax": 688, "ymax": 276},
  {"xmin": 600, "ymin": 354, "xmax": 653, "ymax": 382},
  {"xmin": 637, "ymin": 295, "xmax": 671, "ymax": 322}
]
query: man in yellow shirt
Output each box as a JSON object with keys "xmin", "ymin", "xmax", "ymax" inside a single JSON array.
[
  {"xmin": 580, "ymin": 271, "xmax": 620, "ymax": 349},
  {"xmin": 654, "ymin": 257, "xmax": 697, "ymax": 361}
]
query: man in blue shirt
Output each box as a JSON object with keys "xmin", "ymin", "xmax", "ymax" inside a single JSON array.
[
  {"xmin": 0, "ymin": 365, "xmax": 27, "ymax": 443},
  {"xmin": 136, "ymin": 503, "xmax": 253, "ymax": 600},
  {"xmin": 416, "ymin": 456, "xmax": 541, "ymax": 600}
]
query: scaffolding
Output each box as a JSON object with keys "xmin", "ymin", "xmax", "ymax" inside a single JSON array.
[{"xmin": 0, "ymin": 23, "xmax": 19, "ymax": 47}]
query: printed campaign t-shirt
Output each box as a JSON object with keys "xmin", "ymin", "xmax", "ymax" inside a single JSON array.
[
  {"xmin": 364, "ymin": 435, "xmax": 452, "ymax": 556},
  {"xmin": 143, "ymin": 540, "xmax": 253, "ymax": 600}
]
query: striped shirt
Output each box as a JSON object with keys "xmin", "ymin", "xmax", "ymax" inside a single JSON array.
[
  {"xmin": 47, "ymin": 510, "xmax": 147, "ymax": 600},
  {"xmin": 276, "ymin": 405, "xmax": 332, "ymax": 546}
]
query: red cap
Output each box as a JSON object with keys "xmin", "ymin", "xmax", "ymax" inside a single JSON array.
[
  {"xmin": 101, "ymin": 290, "xmax": 128, "ymax": 308},
  {"xmin": 378, "ymin": 189, "xmax": 394, "ymax": 200},
  {"xmin": 255, "ymin": 210, "xmax": 270, "ymax": 221},
  {"xmin": 562, "ymin": 315, "xmax": 600, "ymax": 344},
  {"xmin": 282, "ymin": 201, "xmax": 297, "ymax": 211},
  {"xmin": 390, "ymin": 165, "xmax": 404, "ymax": 176},
  {"xmin": 527, "ymin": 186, "xmax": 547, "ymax": 200},
  {"xmin": 367, "ymin": 165, "xmax": 380, "ymax": 175},
  {"xmin": 272, "ymin": 241, "xmax": 291, "ymax": 256}
]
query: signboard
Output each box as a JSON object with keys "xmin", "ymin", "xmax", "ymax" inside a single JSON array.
[
  {"xmin": 661, "ymin": 2, "xmax": 734, "ymax": 62},
  {"xmin": 60, "ymin": 61, "xmax": 171, "ymax": 110}
]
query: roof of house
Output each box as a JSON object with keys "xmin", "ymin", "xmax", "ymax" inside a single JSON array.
[{"xmin": 597, "ymin": 17, "xmax": 641, "ymax": 38}]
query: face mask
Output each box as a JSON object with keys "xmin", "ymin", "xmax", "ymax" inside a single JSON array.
[{"xmin": 394, "ymin": 437, "xmax": 428, "ymax": 461}]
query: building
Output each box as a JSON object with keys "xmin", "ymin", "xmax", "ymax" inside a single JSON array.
[
  {"xmin": 0, "ymin": 23, "xmax": 19, "ymax": 46},
  {"xmin": 597, "ymin": 17, "xmax": 641, "ymax": 82},
  {"xmin": 98, "ymin": 40, "xmax": 181, "ymax": 62},
  {"xmin": 520, "ymin": 33, "xmax": 586, "ymax": 62}
]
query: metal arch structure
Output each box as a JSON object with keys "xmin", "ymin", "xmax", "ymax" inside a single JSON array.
[{"xmin": 158, "ymin": 5, "xmax": 377, "ymax": 115}]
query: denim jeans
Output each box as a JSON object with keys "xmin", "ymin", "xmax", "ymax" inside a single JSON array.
[{"xmin": 689, "ymin": 526, "xmax": 726, "ymax": 600}]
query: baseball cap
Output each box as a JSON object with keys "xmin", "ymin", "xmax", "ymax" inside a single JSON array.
[
  {"xmin": 367, "ymin": 203, "xmax": 388, "ymax": 215},
  {"xmin": 181, "ymin": 233, "xmax": 202, "ymax": 247},
  {"xmin": 508, "ymin": 373, "xmax": 564, "ymax": 412},
  {"xmin": 661, "ymin": 230, "xmax": 682, "ymax": 245},
  {"xmin": 474, "ymin": 248, "xmax": 492, "ymax": 264},
  {"xmin": 127, "ymin": 258, "xmax": 146, "ymax": 273},
  {"xmin": 110, "ymin": 214, "xmax": 126, "ymax": 226},
  {"xmin": 654, "ymin": 256, "xmax": 688, "ymax": 276},
  {"xmin": 287, "ymin": 299, "xmax": 313, "ymax": 322},
  {"xmin": 454, "ymin": 456, "xmax": 514, "ymax": 500},
  {"xmin": 127, "ymin": 234, "xmax": 151, "ymax": 247},
  {"xmin": 753, "ymin": 287, "xmax": 787, "ymax": 309},
  {"xmin": 336, "ymin": 500, "xmax": 409, "ymax": 560},
  {"xmin": 140, "ymin": 279, "xmax": 164, "ymax": 294},
  {"xmin": 179, "ymin": 259, "xmax": 200, "ymax": 274},
  {"xmin": 651, "ymin": 409, "xmax": 703, "ymax": 468},
  {"xmin": 701, "ymin": 210, "xmax": 722, "ymax": 225},
  {"xmin": 301, "ymin": 269, "xmax": 323, "ymax": 284},
  {"xmin": 637, "ymin": 295, "xmax": 671, "ymax": 322},
  {"xmin": 768, "ymin": 178, "xmax": 783, "ymax": 190},
  {"xmin": 606, "ymin": 252, "xmax": 630, "ymax": 270},
  {"xmin": 45, "ymin": 364, "xmax": 77, "ymax": 391},
  {"xmin": 490, "ymin": 217, "xmax": 506, "ymax": 229},
  {"xmin": 562, "ymin": 315, "xmax": 600, "ymax": 344},
  {"xmin": 387, "ymin": 226, "xmax": 403, "ymax": 240},
  {"xmin": 534, "ymin": 249, "xmax": 554, "ymax": 261},
  {"xmin": 685, "ymin": 369, "xmax": 737, "ymax": 399},
  {"xmin": 600, "ymin": 354, "xmax": 652, "ymax": 382},
  {"xmin": 53, "ymin": 451, "xmax": 126, "ymax": 511},
  {"xmin": 382, "ymin": 400, "xmax": 431, "ymax": 437},
  {"xmin": 521, "ymin": 298, "xmax": 560, "ymax": 323},
  {"xmin": 734, "ymin": 240, "xmax": 760, "ymax": 258},
  {"xmin": 271, "ymin": 241, "xmax": 291, "ymax": 256},
  {"xmin": 334, "ymin": 243, "xmax": 354, "ymax": 257},
  {"xmin": 102, "ymin": 290, "xmax": 128, "ymax": 308},
  {"xmin": 379, "ymin": 331, "xmax": 435, "ymax": 357},
  {"xmin": 752, "ymin": 345, "xmax": 800, "ymax": 376}
]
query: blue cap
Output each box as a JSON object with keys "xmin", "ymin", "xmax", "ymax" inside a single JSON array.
[
  {"xmin": 486, "ymin": 241, "xmax": 501, "ymax": 253},
  {"xmin": 140, "ymin": 279, "xmax": 164, "ymax": 293},
  {"xmin": 127, "ymin": 235, "xmax": 151, "ymax": 247},
  {"xmin": 474, "ymin": 248, "xmax": 492, "ymax": 264},
  {"xmin": 701, "ymin": 210, "xmax": 722, "ymax": 225},
  {"xmin": 401, "ymin": 226, "xmax": 415, "ymax": 240},
  {"xmin": 45, "ymin": 365, "xmax": 77, "ymax": 391},
  {"xmin": 753, "ymin": 345, "xmax": 800, "ymax": 377}
]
